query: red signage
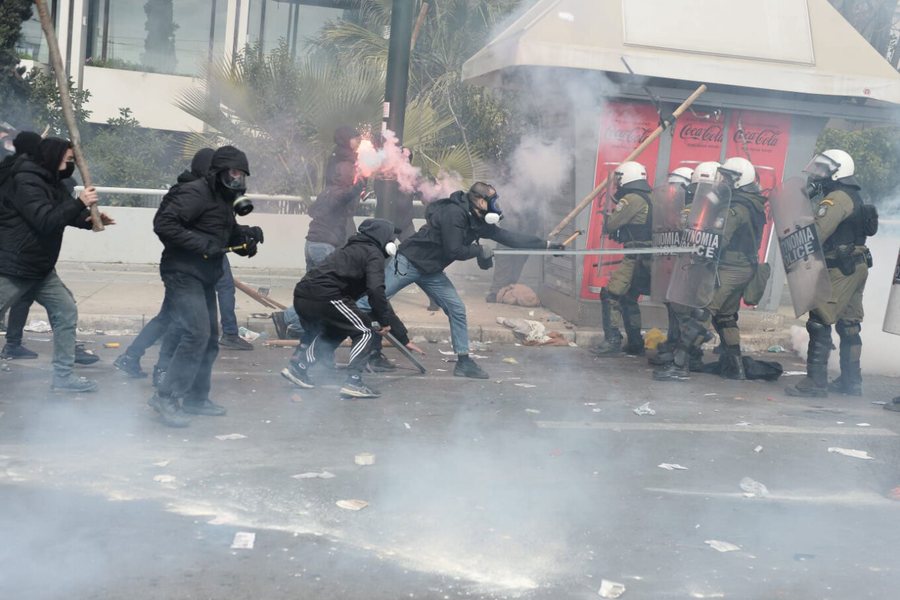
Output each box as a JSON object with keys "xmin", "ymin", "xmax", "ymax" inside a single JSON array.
[
  {"xmin": 668, "ymin": 109, "xmax": 726, "ymax": 172},
  {"xmin": 581, "ymin": 101, "xmax": 661, "ymax": 300}
]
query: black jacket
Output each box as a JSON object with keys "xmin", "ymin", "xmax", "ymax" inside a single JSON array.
[
  {"xmin": 0, "ymin": 157, "xmax": 91, "ymax": 279},
  {"xmin": 154, "ymin": 149, "xmax": 250, "ymax": 284},
  {"xmin": 399, "ymin": 190, "xmax": 546, "ymax": 275},
  {"xmin": 295, "ymin": 219, "xmax": 409, "ymax": 345}
]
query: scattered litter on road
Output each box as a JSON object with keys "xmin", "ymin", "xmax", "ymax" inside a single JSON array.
[
  {"xmin": 783, "ymin": 371, "xmax": 807, "ymax": 376},
  {"xmin": 336, "ymin": 499, "xmax": 369, "ymax": 511},
  {"xmin": 658, "ymin": 463, "xmax": 688, "ymax": 471},
  {"xmin": 836, "ymin": 421, "xmax": 845, "ymax": 425},
  {"xmin": 739, "ymin": 477, "xmax": 770, "ymax": 497},
  {"xmin": 471, "ymin": 353, "xmax": 487, "ymax": 359},
  {"xmin": 435, "ymin": 368, "xmax": 448, "ymax": 372},
  {"xmin": 754, "ymin": 446, "xmax": 763, "ymax": 453},
  {"xmin": 828, "ymin": 447, "xmax": 874, "ymax": 460},
  {"xmin": 290, "ymin": 393, "xmax": 303, "ymax": 403},
  {"xmin": 238, "ymin": 327, "xmax": 261, "ymax": 342},
  {"xmin": 872, "ymin": 401, "xmax": 888, "ymax": 406},
  {"xmin": 403, "ymin": 422, "xmax": 411, "ymax": 430},
  {"xmin": 103, "ymin": 342, "xmax": 120, "ymax": 349},
  {"xmin": 592, "ymin": 408, "xmax": 603, "ymax": 413},
  {"xmin": 598, "ymin": 579, "xmax": 626, "ymax": 598},
  {"xmin": 292, "ymin": 471, "xmax": 335, "ymax": 479},
  {"xmin": 0, "ymin": 364, "xmax": 9, "ymax": 372},
  {"xmin": 703, "ymin": 393, "xmax": 717, "ymax": 397},
  {"xmin": 438, "ymin": 349, "xmax": 455, "ymax": 356},
  {"xmin": 633, "ymin": 402, "xmax": 656, "ymax": 416},
  {"xmin": 411, "ymin": 335, "xmax": 428, "ymax": 344},
  {"xmin": 525, "ymin": 409, "xmax": 541, "ymax": 414},
  {"xmin": 735, "ymin": 421, "xmax": 751, "ymax": 426},
  {"xmin": 794, "ymin": 553, "xmax": 816, "ymax": 561},
  {"xmin": 231, "ymin": 532, "xmax": 256, "ymax": 549},
  {"xmin": 215, "ymin": 433, "xmax": 247, "ymax": 441},
  {"xmin": 856, "ymin": 423, "xmax": 871, "ymax": 427},
  {"xmin": 153, "ymin": 474, "xmax": 176, "ymax": 484},
  {"xmin": 584, "ymin": 402, "xmax": 597, "ymax": 406},
  {"xmin": 24, "ymin": 320, "xmax": 52, "ymax": 333},
  {"xmin": 705, "ymin": 540, "xmax": 741, "ymax": 553},
  {"xmin": 354, "ymin": 453, "xmax": 375, "ymax": 466},
  {"xmin": 514, "ymin": 383, "xmax": 537, "ymax": 388},
  {"xmin": 502, "ymin": 357, "xmax": 519, "ymax": 364},
  {"xmin": 153, "ymin": 460, "xmax": 170, "ymax": 467},
  {"xmin": 767, "ymin": 345, "xmax": 786, "ymax": 353},
  {"xmin": 690, "ymin": 593, "xmax": 725, "ymax": 599}
]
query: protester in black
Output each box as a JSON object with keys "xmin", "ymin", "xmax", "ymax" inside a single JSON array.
[
  {"xmin": 0, "ymin": 137, "xmax": 114, "ymax": 392},
  {"xmin": 150, "ymin": 145, "xmax": 263, "ymax": 427},
  {"xmin": 281, "ymin": 218, "xmax": 422, "ymax": 399}
]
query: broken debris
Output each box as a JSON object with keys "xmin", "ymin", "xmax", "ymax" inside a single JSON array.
[
  {"xmin": 658, "ymin": 463, "xmax": 688, "ymax": 471},
  {"xmin": 633, "ymin": 402, "xmax": 656, "ymax": 416},
  {"xmin": 598, "ymin": 579, "xmax": 626, "ymax": 598},
  {"xmin": 354, "ymin": 453, "xmax": 375, "ymax": 466},
  {"xmin": 739, "ymin": 477, "xmax": 770, "ymax": 497},
  {"xmin": 336, "ymin": 499, "xmax": 369, "ymax": 511},
  {"xmin": 827, "ymin": 447, "xmax": 874, "ymax": 460},
  {"xmin": 292, "ymin": 471, "xmax": 335, "ymax": 479},
  {"xmin": 231, "ymin": 532, "xmax": 256, "ymax": 549},
  {"xmin": 215, "ymin": 433, "xmax": 247, "ymax": 441},
  {"xmin": 705, "ymin": 540, "xmax": 741, "ymax": 553}
]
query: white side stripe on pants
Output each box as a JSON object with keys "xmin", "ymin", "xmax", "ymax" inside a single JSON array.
[{"xmin": 331, "ymin": 300, "xmax": 372, "ymax": 365}]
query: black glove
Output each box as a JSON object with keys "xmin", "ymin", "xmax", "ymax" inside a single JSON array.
[
  {"xmin": 234, "ymin": 238, "xmax": 259, "ymax": 258},
  {"xmin": 247, "ymin": 226, "xmax": 264, "ymax": 244},
  {"xmin": 476, "ymin": 245, "xmax": 494, "ymax": 270}
]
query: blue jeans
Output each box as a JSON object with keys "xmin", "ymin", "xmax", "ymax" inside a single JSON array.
[
  {"xmin": 215, "ymin": 256, "xmax": 238, "ymax": 336},
  {"xmin": 0, "ymin": 270, "xmax": 78, "ymax": 378},
  {"xmin": 285, "ymin": 242, "xmax": 337, "ymax": 329},
  {"xmin": 358, "ymin": 253, "xmax": 470, "ymax": 354}
]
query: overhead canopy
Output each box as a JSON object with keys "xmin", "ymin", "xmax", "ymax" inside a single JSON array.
[{"xmin": 462, "ymin": 0, "xmax": 900, "ymax": 108}]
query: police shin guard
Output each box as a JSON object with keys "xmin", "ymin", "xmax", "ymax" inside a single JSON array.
[
  {"xmin": 786, "ymin": 318, "xmax": 831, "ymax": 397},
  {"xmin": 831, "ymin": 320, "xmax": 862, "ymax": 396},
  {"xmin": 652, "ymin": 345, "xmax": 690, "ymax": 381},
  {"xmin": 622, "ymin": 301, "xmax": 645, "ymax": 356},
  {"xmin": 713, "ymin": 315, "xmax": 745, "ymax": 380},
  {"xmin": 592, "ymin": 290, "xmax": 623, "ymax": 356}
]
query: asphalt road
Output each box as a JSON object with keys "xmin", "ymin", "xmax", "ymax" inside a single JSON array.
[{"xmin": 1, "ymin": 336, "xmax": 898, "ymax": 599}]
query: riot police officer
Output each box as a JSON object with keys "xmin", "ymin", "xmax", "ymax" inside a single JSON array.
[
  {"xmin": 786, "ymin": 150, "xmax": 875, "ymax": 397},
  {"xmin": 591, "ymin": 161, "xmax": 652, "ymax": 356}
]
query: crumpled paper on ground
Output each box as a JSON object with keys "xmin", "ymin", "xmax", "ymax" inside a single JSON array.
[
  {"xmin": 705, "ymin": 540, "xmax": 741, "ymax": 552},
  {"xmin": 496, "ymin": 317, "xmax": 569, "ymax": 346},
  {"xmin": 828, "ymin": 447, "xmax": 874, "ymax": 460},
  {"xmin": 24, "ymin": 320, "xmax": 52, "ymax": 333},
  {"xmin": 598, "ymin": 579, "xmax": 626, "ymax": 598}
]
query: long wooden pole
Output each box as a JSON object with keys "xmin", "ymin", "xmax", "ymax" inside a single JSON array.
[
  {"xmin": 233, "ymin": 278, "xmax": 287, "ymax": 310},
  {"xmin": 33, "ymin": 0, "xmax": 103, "ymax": 231},
  {"xmin": 548, "ymin": 84, "xmax": 708, "ymax": 238}
]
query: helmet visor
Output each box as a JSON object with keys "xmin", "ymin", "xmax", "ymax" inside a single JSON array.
[{"xmin": 803, "ymin": 154, "xmax": 839, "ymax": 180}]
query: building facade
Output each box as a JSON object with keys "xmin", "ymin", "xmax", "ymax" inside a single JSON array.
[{"xmin": 17, "ymin": 0, "xmax": 353, "ymax": 132}]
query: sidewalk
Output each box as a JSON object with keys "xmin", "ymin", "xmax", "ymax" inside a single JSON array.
[{"xmin": 16, "ymin": 262, "xmax": 800, "ymax": 350}]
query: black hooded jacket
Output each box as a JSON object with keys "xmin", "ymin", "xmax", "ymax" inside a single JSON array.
[
  {"xmin": 398, "ymin": 190, "xmax": 546, "ymax": 275},
  {"xmin": 153, "ymin": 146, "xmax": 251, "ymax": 284},
  {"xmin": 0, "ymin": 138, "xmax": 92, "ymax": 279},
  {"xmin": 295, "ymin": 218, "xmax": 409, "ymax": 345},
  {"xmin": 307, "ymin": 127, "xmax": 361, "ymax": 247}
]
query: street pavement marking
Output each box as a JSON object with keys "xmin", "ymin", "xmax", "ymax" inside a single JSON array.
[
  {"xmin": 535, "ymin": 421, "xmax": 898, "ymax": 436},
  {"xmin": 645, "ymin": 487, "xmax": 900, "ymax": 508}
]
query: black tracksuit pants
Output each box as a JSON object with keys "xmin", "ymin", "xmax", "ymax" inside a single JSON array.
[{"xmin": 294, "ymin": 297, "xmax": 374, "ymax": 375}]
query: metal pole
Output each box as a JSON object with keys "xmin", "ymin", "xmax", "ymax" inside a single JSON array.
[{"xmin": 376, "ymin": 0, "xmax": 414, "ymax": 220}]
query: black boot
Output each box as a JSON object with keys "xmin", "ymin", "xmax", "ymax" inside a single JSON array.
[
  {"xmin": 114, "ymin": 353, "xmax": 147, "ymax": 378},
  {"xmin": 831, "ymin": 320, "xmax": 862, "ymax": 396},
  {"xmin": 786, "ymin": 319, "xmax": 831, "ymax": 397},
  {"xmin": 653, "ymin": 347, "xmax": 691, "ymax": 381},
  {"xmin": 148, "ymin": 392, "xmax": 190, "ymax": 427},
  {"xmin": 454, "ymin": 354, "xmax": 489, "ymax": 379},
  {"xmin": 718, "ymin": 344, "xmax": 746, "ymax": 380},
  {"xmin": 648, "ymin": 341, "xmax": 674, "ymax": 366},
  {"xmin": 1, "ymin": 343, "xmax": 38, "ymax": 359}
]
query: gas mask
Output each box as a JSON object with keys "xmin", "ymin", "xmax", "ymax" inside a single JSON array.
[
  {"xmin": 232, "ymin": 195, "xmax": 254, "ymax": 216},
  {"xmin": 219, "ymin": 169, "xmax": 247, "ymax": 192},
  {"xmin": 481, "ymin": 192, "xmax": 502, "ymax": 225},
  {"xmin": 385, "ymin": 238, "xmax": 399, "ymax": 257}
]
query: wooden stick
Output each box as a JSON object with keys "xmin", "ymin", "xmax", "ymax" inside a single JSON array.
[
  {"xmin": 34, "ymin": 0, "xmax": 103, "ymax": 231},
  {"xmin": 548, "ymin": 84, "xmax": 708, "ymax": 237},
  {"xmin": 233, "ymin": 277, "xmax": 287, "ymax": 310},
  {"xmin": 561, "ymin": 229, "xmax": 583, "ymax": 247},
  {"xmin": 411, "ymin": 2, "xmax": 429, "ymax": 50}
]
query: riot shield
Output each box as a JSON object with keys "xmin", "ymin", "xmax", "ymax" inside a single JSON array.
[
  {"xmin": 587, "ymin": 174, "xmax": 623, "ymax": 294},
  {"xmin": 883, "ymin": 245, "xmax": 900, "ymax": 336},
  {"xmin": 665, "ymin": 179, "xmax": 732, "ymax": 308},
  {"xmin": 650, "ymin": 183, "xmax": 686, "ymax": 302},
  {"xmin": 770, "ymin": 177, "xmax": 832, "ymax": 317}
]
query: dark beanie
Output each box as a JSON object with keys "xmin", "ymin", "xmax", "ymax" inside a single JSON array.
[
  {"xmin": 210, "ymin": 145, "xmax": 250, "ymax": 175},
  {"xmin": 13, "ymin": 131, "xmax": 42, "ymax": 157},
  {"xmin": 35, "ymin": 137, "xmax": 72, "ymax": 178}
]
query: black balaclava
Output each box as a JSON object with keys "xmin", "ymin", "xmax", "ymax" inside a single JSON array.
[
  {"xmin": 13, "ymin": 131, "xmax": 42, "ymax": 157},
  {"xmin": 35, "ymin": 137, "xmax": 73, "ymax": 181}
]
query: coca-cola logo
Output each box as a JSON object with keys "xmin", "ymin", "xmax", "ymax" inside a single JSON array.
[
  {"xmin": 603, "ymin": 126, "xmax": 652, "ymax": 145},
  {"xmin": 735, "ymin": 128, "xmax": 781, "ymax": 147},
  {"xmin": 679, "ymin": 124, "xmax": 723, "ymax": 144}
]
